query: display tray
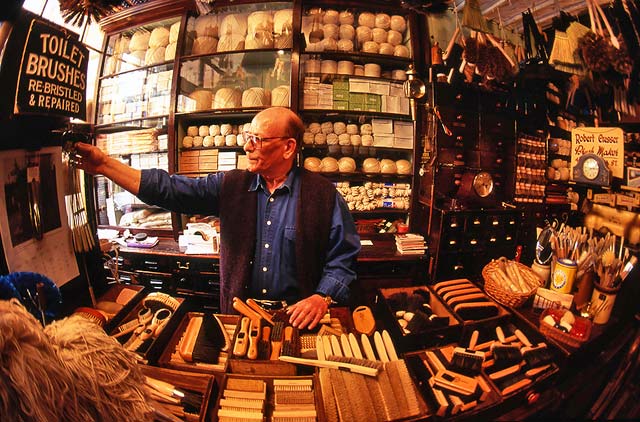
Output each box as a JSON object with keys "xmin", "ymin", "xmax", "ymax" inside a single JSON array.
[
  {"xmin": 375, "ymin": 286, "xmax": 462, "ymax": 352},
  {"xmin": 457, "ymin": 322, "xmax": 559, "ymax": 399},
  {"xmin": 404, "ymin": 347, "xmax": 502, "ymax": 419},
  {"xmin": 157, "ymin": 312, "xmax": 240, "ymax": 375},
  {"xmin": 212, "ymin": 374, "xmax": 324, "ymax": 422},
  {"xmin": 430, "ymin": 279, "xmax": 511, "ymax": 327},
  {"xmin": 139, "ymin": 364, "xmax": 217, "ymax": 422},
  {"xmin": 227, "ymin": 307, "xmax": 353, "ymax": 376},
  {"xmin": 108, "ymin": 292, "xmax": 185, "ymax": 365},
  {"xmin": 99, "ymin": 283, "xmax": 146, "ymax": 333}
]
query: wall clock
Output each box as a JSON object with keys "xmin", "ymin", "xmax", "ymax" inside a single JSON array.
[
  {"xmin": 472, "ymin": 171, "xmax": 494, "ymax": 197},
  {"xmin": 457, "ymin": 170, "xmax": 496, "ymax": 208},
  {"xmin": 573, "ymin": 153, "xmax": 611, "ymax": 187}
]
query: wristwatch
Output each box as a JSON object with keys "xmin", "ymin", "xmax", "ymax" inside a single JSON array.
[{"xmin": 316, "ymin": 292, "xmax": 333, "ymax": 306}]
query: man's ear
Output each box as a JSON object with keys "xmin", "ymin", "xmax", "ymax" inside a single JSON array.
[{"xmin": 283, "ymin": 137, "xmax": 297, "ymax": 159}]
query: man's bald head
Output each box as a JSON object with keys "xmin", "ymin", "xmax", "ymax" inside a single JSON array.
[{"xmin": 254, "ymin": 107, "xmax": 305, "ymax": 151}]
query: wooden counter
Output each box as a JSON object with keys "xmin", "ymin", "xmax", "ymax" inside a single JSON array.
[{"xmin": 102, "ymin": 233, "xmax": 429, "ymax": 311}]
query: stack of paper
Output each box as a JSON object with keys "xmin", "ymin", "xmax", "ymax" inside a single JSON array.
[{"xmin": 395, "ymin": 233, "xmax": 427, "ymax": 255}]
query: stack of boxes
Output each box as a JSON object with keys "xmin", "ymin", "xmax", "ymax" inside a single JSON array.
[
  {"xmin": 372, "ymin": 119, "xmax": 414, "ymax": 149},
  {"xmin": 301, "ymin": 75, "xmax": 409, "ymax": 115},
  {"xmin": 218, "ymin": 151, "xmax": 238, "ymax": 171},
  {"xmin": 98, "ymin": 69, "xmax": 173, "ymax": 124},
  {"xmin": 179, "ymin": 149, "xmax": 219, "ymax": 173}
]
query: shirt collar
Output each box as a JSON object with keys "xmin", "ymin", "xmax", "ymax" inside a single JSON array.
[{"xmin": 249, "ymin": 167, "xmax": 300, "ymax": 194}]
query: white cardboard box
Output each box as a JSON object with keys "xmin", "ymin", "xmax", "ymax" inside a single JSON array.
[
  {"xmin": 369, "ymin": 80, "xmax": 390, "ymax": 96},
  {"xmin": 373, "ymin": 134, "xmax": 394, "ymax": 147},
  {"xmin": 394, "ymin": 136, "xmax": 413, "ymax": 149},
  {"xmin": 394, "ymin": 121, "xmax": 414, "ymax": 138},
  {"xmin": 349, "ymin": 78, "xmax": 370, "ymax": 93},
  {"xmin": 372, "ymin": 118, "xmax": 394, "ymax": 134}
]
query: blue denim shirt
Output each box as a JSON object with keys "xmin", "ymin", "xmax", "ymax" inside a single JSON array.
[{"xmin": 138, "ymin": 167, "xmax": 360, "ymax": 304}]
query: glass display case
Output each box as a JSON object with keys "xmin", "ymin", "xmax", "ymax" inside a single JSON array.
[
  {"xmin": 173, "ymin": 2, "xmax": 293, "ymax": 228},
  {"xmin": 94, "ymin": 16, "xmax": 181, "ymax": 230},
  {"xmin": 92, "ymin": 1, "xmax": 419, "ymax": 235},
  {"xmin": 297, "ymin": 5, "xmax": 416, "ymax": 222}
]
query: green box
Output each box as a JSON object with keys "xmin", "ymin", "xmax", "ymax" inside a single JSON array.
[
  {"xmin": 366, "ymin": 93, "xmax": 381, "ymax": 106},
  {"xmin": 333, "ymin": 90, "xmax": 350, "ymax": 101},
  {"xmin": 333, "ymin": 80, "xmax": 350, "ymax": 91},
  {"xmin": 366, "ymin": 104, "xmax": 381, "ymax": 112},
  {"xmin": 349, "ymin": 93, "xmax": 366, "ymax": 105},
  {"xmin": 349, "ymin": 104, "xmax": 366, "ymax": 111},
  {"xmin": 333, "ymin": 100, "xmax": 349, "ymax": 110}
]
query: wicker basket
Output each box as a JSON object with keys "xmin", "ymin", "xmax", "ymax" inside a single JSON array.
[
  {"xmin": 539, "ymin": 308, "xmax": 592, "ymax": 348},
  {"xmin": 482, "ymin": 260, "xmax": 544, "ymax": 308}
]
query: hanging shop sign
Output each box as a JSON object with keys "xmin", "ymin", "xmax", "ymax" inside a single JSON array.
[
  {"xmin": 571, "ymin": 127, "xmax": 624, "ymax": 182},
  {"xmin": 14, "ymin": 17, "xmax": 88, "ymax": 120}
]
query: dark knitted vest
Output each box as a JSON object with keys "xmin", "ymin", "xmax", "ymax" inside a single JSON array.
[{"xmin": 218, "ymin": 168, "xmax": 336, "ymax": 314}]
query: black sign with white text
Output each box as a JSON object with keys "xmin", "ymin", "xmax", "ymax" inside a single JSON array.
[{"xmin": 14, "ymin": 18, "xmax": 88, "ymax": 120}]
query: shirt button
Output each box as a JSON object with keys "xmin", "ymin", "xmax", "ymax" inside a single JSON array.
[
  {"xmin": 264, "ymin": 243, "xmax": 269, "ymax": 249},
  {"xmin": 262, "ymin": 266, "xmax": 268, "ymax": 272},
  {"xmin": 266, "ymin": 221, "xmax": 272, "ymax": 226},
  {"xmin": 262, "ymin": 289, "xmax": 267, "ymax": 294},
  {"xmin": 269, "ymin": 197, "xmax": 275, "ymax": 202}
]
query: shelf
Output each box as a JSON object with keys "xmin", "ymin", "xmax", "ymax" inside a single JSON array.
[
  {"xmin": 174, "ymin": 108, "xmax": 267, "ymax": 123},
  {"xmin": 300, "ymin": 109, "xmax": 411, "ymax": 121},
  {"xmin": 180, "ymin": 146, "xmax": 244, "ymax": 153},
  {"xmin": 317, "ymin": 172, "xmax": 412, "ymax": 183},
  {"xmin": 108, "ymin": 149, "xmax": 169, "ymax": 157},
  {"xmin": 180, "ymin": 48, "xmax": 292, "ymax": 63},
  {"xmin": 100, "ymin": 61, "xmax": 174, "ymax": 80},
  {"xmin": 301, "ymin": 51, "xmax": 412, "ymax": 67},
  {"xmin": 302, "ymin": 145, "xmax": 412, "ymax": 154},
  {"xmin": 302, "ymin": 72, "xmax": 406, "ymax": 84},
  {"xmin": 95, "ymin": 115, "xmax": 170, "ymax": 133}
]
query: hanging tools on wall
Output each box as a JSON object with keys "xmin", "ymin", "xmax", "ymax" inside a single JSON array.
[
  {"xmin": 62, "ymin": 130, "xmax": 95, "ymax": 254},
  {"xmin": 62, "ymin": 129, "xmax": 97, "ymax": 305}
]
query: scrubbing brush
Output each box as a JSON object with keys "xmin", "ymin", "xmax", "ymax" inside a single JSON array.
[
  {"xmin": 491, "ymin": 326, "xmax": 522, "ymax": 367},
  {"xmin": 145, "ymin": 376, "xmax": 203, "ymax": 414},
  {"xmin": 451, "ymin": 330, "xmax": 485, "ymax": 375},
  {"xmin": 514, "ymin": 329, "xmax": 553, "ymax": 369}
]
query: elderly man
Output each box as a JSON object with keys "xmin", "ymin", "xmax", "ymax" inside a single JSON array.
[{"xmin": 75, "ymin": 107, "xmax": 360, "ymax": 329}]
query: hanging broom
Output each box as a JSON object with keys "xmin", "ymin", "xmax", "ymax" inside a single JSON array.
[
  {"xmin": 549, "ymin": 29, "xmax": 587, "ymax": 75},
  {"xmin": 462, "ymin": 0, "xmax": 490, "ymax": 33}
]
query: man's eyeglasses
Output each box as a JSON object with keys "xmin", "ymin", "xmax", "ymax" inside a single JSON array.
[{"xmin": 242, "ymin": 131, "xmax": 288, "ymax": 149}]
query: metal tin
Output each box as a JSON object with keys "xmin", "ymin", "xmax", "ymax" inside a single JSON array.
[{"xmin": 550, "ymin": 258, "xmax": 577, "ymax": 294}]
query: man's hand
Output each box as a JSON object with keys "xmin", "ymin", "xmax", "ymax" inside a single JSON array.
[
  {"xmin": 286, "ymin": 294, "xmax": 329, "ymax": 330},
  {"xmin": 73, "ymin": 142, "xmax": 108, "ymax": 175},
  {"xmin": 72, "ymin": 142, "xmax": 142, "ymax": 195}
]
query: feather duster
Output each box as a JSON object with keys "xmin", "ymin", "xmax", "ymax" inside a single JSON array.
[{"xmin": 59, "ymin": 0, "xmax": 122, "ymax": 27}]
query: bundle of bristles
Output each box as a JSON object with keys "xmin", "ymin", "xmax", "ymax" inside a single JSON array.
[
  {"xmin": 578, "ymin": 32, "xmax": 634, "ymax": 76},
  {"xmin": 0, "ymin": 298, "xmax": 154, "ymax": 422},
  {"xmin": 463, "ymin": 35, "xmax": 514, "ymax": 83},
  {"xmin": 58, "ymin": 0, "xmax": 124, "ymax": 26}
]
